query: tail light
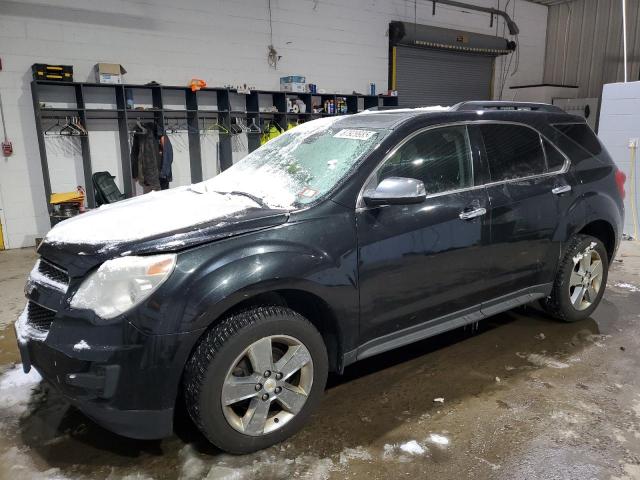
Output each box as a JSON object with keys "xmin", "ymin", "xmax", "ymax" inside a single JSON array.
[{"xmin": 615, "ymin": 169, "xmax": 626, "ymax": 199}]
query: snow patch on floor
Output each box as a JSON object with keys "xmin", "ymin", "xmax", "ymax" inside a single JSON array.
[
  {"xmin": 399, "ymin": 440, "xmax": 426, "ymax": 455},
  {"xmin": 179, "ymin": 444, "xmax": 207, "ymax": 480},
  {"xmin": 0, "ymin": 446, "xmax": 71, "ymax": 480},
  {"xmin": 517, "ymin": 352, "xmax": 570, "ymax": 369},
  {"xmin": 614, "ymin": 282, "xmax": 640, "ymax": 293},
  {"xmin": 301, "ymin": 457, "xmax": 334, "ymax": 479},
  {"xmin": 338, "ymin": 446, "xmax": 373, "ymax": 464},
  {"xmin": 383, "ymin": 440, "xmax": 428, "ymax": 460},
  {"xmin": 0, "ymin": 364, "xmax": 42, "ymax": 416},
  {"xmin": 428, "ymin": 433, "xmax": 450, "ymax": 446},
  {"xmin": 178, "ymin": 448, "xmax": 339, "ymax": 480}
]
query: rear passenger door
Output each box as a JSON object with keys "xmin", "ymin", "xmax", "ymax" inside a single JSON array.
[{"xmin": 472, "ymin": 123, "xmax": 571, "ymax": 298}]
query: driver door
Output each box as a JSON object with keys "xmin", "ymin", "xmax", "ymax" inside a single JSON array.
[{"xmin": 356, "ymin": 125, "xmax": 492, "ymax": 348}]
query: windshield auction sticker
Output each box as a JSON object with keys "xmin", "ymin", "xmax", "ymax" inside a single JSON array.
[
  {"xmin": 333, "ymin": 129, "xmax": 376, "ymax": 140},
  {"xmin": 299, "ymin": 187, "xmax": 318, "ymax": 198}
]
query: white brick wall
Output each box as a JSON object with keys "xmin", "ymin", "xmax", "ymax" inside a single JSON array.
[{"xmin": 0, "ymin": 0, "xmax": 548, "ymax": 249}]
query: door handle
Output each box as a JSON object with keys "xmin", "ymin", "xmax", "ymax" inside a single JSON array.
[
  {"xmin": 459, "ymin": 207, "xmax": 487, "ymax": 220},
  {"xmin": 552, "ymin": 185, "xmax": 572, "ymax": 195}
]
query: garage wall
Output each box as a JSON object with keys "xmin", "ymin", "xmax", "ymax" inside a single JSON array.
[
  {"xmin": 543, "ymin": 0, "xmax": 640, "ymax": 98},
  {"xmin": 0, "ymin": 0, "xmax": 548, "ymax": 249}
]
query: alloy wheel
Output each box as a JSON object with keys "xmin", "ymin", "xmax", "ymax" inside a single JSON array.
[
  {"xmin": 569, "ymin": 244, "xmax": 603, "ymax": 311},
  {"xmin": 221, "ymin": 335, "xmax": 314, "ymax": 436}
]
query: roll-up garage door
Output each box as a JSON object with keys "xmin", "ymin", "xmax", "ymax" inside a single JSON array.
[{"xmin": 395, "ymin": 46, "xmax": 493, "ymax": 107}]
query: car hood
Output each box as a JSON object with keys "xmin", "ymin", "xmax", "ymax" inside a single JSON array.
[{"xmin": 38, "ymin": 186, "xmax": 289, "ymax": 277}]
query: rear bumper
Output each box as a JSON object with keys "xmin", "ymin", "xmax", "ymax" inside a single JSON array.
[{"xmin": 15, "ymin": 316, "xmax": 204, "ymax": 440}]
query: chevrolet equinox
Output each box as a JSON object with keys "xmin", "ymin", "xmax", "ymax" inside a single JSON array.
[{"xmin": 16, "ymin": 101, "xmax": 625, "ymax": 453}]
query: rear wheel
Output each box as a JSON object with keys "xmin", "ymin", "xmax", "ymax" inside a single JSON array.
[
  {"xmin": 541, "ymin": 234, "xmax": 609, "ymax": 322},
  {"xmin": 183, "ymin": 306, "xmax": 328, "ymax": 453}
]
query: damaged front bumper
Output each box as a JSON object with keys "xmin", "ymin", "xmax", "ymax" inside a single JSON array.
[{"xmin": 14, "ymin": 304, "xmax": 203, "ymax": 440}]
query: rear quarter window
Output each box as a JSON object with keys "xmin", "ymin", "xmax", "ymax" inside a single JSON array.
[{"xmin": 552, "ymin": 123, "xmax": 603, "ymax": 159}]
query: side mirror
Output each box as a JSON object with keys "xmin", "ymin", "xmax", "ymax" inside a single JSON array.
[{"xmin": 362, "ymin": 177, "xmax": 426, "ymax": 207}]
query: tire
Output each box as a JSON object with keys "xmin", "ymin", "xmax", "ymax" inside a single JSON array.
[
  {"xmin": 541, "ymin": 234, "xmax": 609, "ymax": 322},
  {"xmin": 183, "ymin": 306, "xmax": 328, "ymax": 454}
]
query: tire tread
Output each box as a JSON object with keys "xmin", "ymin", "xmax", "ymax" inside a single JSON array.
[
  {"xmin": 542, "ymin": 234, "xmax": 607, "ymax": 322},
  {"xmin": 183, "ymin": 306, "xmax": 315, "ymax": 442}
]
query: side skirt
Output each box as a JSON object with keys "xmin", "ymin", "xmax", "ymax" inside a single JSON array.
[{"xmin": 341, "ymin": 283, "xmax": 552, "ymax": 369}]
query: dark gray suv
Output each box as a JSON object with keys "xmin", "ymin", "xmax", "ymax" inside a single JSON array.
[{"xmin": 16, "ymin": 101, "xmax": 625, "ymax": 453}]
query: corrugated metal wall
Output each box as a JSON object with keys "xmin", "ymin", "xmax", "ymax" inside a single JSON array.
[{"xmin": 544, "ymin": 0, "xmax": 640, "ymax": 98}]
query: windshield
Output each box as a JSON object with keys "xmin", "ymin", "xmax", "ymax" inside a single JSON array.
[{"xmin": 201, "ymin": 117, "xmax": 389, "ymax": 209}]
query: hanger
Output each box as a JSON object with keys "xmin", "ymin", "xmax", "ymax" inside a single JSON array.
[
  {"xmin": 70, "ymin": 116, "xmax": 87, "ymax": 135},
  {"xmin": 44, "ymin": 118, "xmax": 62, "ymax": 135},
  {"xmin": 202, "ymin": 118, "xmax": 229, "ymax": 135},
  {"xmin": 248, "ymin": 117, "xmax": 261, "ymax": 133},
  {"xmin": 59, "ymin": 116, "xmax": 87, "ymax": 136},
  {"xmin": 229, "ymin": 119, "xmax": 244, "ymax": 135}
]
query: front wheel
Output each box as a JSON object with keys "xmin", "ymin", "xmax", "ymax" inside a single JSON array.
[
  {"xmin": 541, "ymin": 234, "xmax": 609, "ymax": 322},
  {"xmin": 183, "ymin": 306, "xmax": 328, "ymax": 453}
]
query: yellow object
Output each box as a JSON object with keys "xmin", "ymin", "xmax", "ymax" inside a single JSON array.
[
  {"xmin": 260, "ymin": 123, "xmax": 283, "ymax": 145},
  {"xmin": 391, "ymin": 46, "xmax": 397, "ymax": 90},
  {"xmin": 0, "ymin": 223, "xmax": 4, "ymax": 250},
  {"xmin": 50, "ymin": 191, "xmax": 85, "ymax": 204}
]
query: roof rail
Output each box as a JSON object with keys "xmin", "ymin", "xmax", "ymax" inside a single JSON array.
[
  {"xmin": 452, "ymin": 101, "xmax": 564, "ymax": 113},
  {"xmin": 362, "ymin": 106, "xmax": 405, "ymax": 111}
]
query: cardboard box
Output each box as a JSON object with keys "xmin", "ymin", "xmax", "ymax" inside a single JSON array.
[
  {"xmin": 280, "ymin": 75, "xmax": 306, "ymax": 84},
  {"xmin": 281, "ymin": 82, "xmax": 307, "ymax": 93},
  {"xmin": 94, "ymin": 63, "xmax": 127, "ymax": 84}
]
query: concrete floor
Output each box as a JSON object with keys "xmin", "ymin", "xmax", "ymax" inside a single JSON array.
[{"xmin": 1, "ymin": 243, "xmax": 640, "ymax": 480}]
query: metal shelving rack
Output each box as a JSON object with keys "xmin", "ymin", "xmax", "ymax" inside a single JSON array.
[{"xmin": 30, "ymin": 80, "xmax": 399, "ymax": 224}]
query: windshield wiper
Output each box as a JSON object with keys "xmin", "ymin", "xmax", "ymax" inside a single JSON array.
[{"xmin": 214, "ymin": 191, "xmax": 268, "ymax": 209}]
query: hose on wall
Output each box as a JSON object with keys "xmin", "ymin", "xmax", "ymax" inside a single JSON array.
[{"xmin": 630, "ymin": 141, "xmax": 639, "ymax": 240}]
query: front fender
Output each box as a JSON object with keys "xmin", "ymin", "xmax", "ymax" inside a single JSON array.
[
  {"xmin": 185, "ymin": 246, "xmax": 345, "ymax": 332},
  {"xmin": 130, "ymin": 216, "xmax": 359, "ymax": 338}
]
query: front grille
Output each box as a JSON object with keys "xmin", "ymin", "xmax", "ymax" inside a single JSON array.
[
  {"xmin": 38, "ymin": 258, "xmax": 70, "ymax": 287},
  {"xmin": 27, "ymin": 301, "xmax": 56, "ymax": 333}
]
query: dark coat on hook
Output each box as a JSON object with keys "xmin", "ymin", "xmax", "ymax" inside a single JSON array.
[{"xmin": 131, "ymin": 123, "xmax": 161, "ymax": 191}]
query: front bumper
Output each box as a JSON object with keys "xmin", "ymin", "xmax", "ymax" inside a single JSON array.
[{"xmin": 15, "ymin": 312, "xmax": 204, "ymax": 440}]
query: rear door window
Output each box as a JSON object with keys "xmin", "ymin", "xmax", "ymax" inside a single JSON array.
[{"xmin": 479, "ymin": 124, "xmax": 546, "ymax": 182}]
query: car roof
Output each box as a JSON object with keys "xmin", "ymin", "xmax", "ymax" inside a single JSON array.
[{"xmin": 335, "ymin": 101, "xmax": 584, "ymax": 131}]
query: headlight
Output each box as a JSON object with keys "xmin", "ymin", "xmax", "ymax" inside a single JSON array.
[{"xmin": 70, "ymin": 254, "xmax": 176, "ymax": 319}]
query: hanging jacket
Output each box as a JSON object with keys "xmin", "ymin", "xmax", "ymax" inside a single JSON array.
[
  {"xmin": 260, "ymin": 122, "xmax": 283, "ymax": 145},
  {"xmin": 131, "ymin": 123, "xmax": 161, "ymax": 191},
  {"xmin": 159, "ymin": 135, "xmax": 173, "ymax": 183}
]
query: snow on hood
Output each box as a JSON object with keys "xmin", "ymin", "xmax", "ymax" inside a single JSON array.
[{"xmin": 43, "ymin": 186, "xmax": 261, "ymax": 246}]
